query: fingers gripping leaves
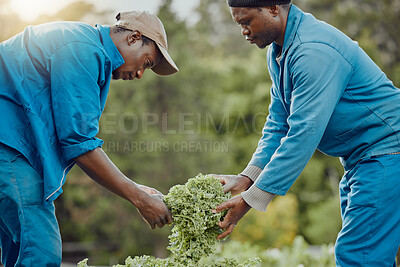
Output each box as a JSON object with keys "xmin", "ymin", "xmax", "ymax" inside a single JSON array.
[
  {"xmin": 210, "ymin": 174, "xmax": 253, "ymax": 196},
  {"xmin": 214, "ymin": 196, "xmax": 251, "ymax": 239}
]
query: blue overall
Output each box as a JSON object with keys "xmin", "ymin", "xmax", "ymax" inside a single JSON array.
[
  {"xmin": 241, "ymin": 5, "xmax": 400, "ymax": 266},
  {"xmin": 336, "ymin": 153, "xmax": 400, "ymax": 266},
  {"xmin": 0, "ymin": 22, "xmax": 124, "ymax": 265},
  {"xmin": 0, "ymin": 143, "xmax": 61, "ymax": 266}
]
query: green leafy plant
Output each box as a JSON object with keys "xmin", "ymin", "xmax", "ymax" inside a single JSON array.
[
  {"xmin": 77, "ymin": 174, "xmax": 260, "ymax": 267},
  {"xmin": 202, "ymin": 237, "xmax": 335, "ymax": 267},
  {"xmin": 164, "ymin": 173, "xmax": 231, "ymax": 264}
]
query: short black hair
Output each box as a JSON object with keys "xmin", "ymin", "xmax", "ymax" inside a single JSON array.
[
  {"xmin": 111, "ymin": 26, "xmax": 154, "ymax": 46},
  {"xmin": 140, "ymin": 35, "xmax": 153, "ymax": 46},
  {"xmin": 112, "ymin": 26, "xmax": 131, "ymax": 34}
]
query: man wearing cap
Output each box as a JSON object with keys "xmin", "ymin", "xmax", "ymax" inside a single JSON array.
[
  {"xmin": 212, "ymin": 0, "xmax": 400, "ymax": 266},
  {"xmin": 0, "ymin": 10, "xmax": 178, "ymax": 266}
]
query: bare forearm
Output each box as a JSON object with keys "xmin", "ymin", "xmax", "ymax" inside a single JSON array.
[
  {"xmin": 74, "ymin": 147, "xmax": 172, "ymax": 229},
  {"xmin": 74, "ymin": 147, "xmax": 141, "ymax": 205}
]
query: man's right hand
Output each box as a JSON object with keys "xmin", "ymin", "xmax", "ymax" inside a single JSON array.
[
  {"xmin": 74, "ymin": 148, "xmax": 173, "ymax": 229},
  {"xmin": 210, "ymin": 174, "xmax": 253, "ymax": 196},
  {"xmin": 134, "ymin": 189, "xmax": 173, "ymax": 229},
  {"xmin": 137, "ymin": 184, "xmax": 163, "ymax": 195}
]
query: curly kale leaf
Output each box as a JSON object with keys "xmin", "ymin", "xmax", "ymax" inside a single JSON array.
[
  {"xmin": 164, "ymin": 174, "xmax": 231, "ymax": 264},
  {"xmin": 113, "ymin": 256, "xmax": 175, "ymax": 267}
]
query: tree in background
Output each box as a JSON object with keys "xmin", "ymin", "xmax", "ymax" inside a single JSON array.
[
  {"xmin": 33, "ymin": 1, "xmax": 109, "ymax": 24},
  {"xmin": 231, "ymin": 195, "xmax": 299, "ymax": 249}
]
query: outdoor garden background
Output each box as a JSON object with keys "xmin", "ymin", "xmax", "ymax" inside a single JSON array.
[{"xmin": 0, "ymin": 0, "xmax": 399, "ymax": 265}]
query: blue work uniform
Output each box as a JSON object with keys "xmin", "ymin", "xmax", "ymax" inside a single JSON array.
[
  {"xmin": 0, "ymin": 22, "xmax": 124, "ymax": 266},
  {"xmin": 240, "ymin": 5, "xmax": 400, "ymax": 266}
]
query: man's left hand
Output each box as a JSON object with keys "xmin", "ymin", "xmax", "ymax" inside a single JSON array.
[
  {"xmin": 213, "ymin": 195, "xmax": 251, "ymax": 239},
  {"xmin": 210, "ymin": 174, "xmax": 253, "ymax": 196}
]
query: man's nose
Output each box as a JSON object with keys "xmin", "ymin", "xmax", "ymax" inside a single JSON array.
[
  {"xmin": 136, "ymin": 69, "xmax": 144, "ymax": 79},
  {"xmin": 241, "ymin": 27, "xmax": 250, "ymax": 36}
]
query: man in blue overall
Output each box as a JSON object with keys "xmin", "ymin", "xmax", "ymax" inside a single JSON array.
[
  {"xmin": 0, "ymin": 11, "xmax": 178, "ymax": 266},
  {"xmin": 213, "ymin": 0, "xmax": 400, "ymax": 266}
]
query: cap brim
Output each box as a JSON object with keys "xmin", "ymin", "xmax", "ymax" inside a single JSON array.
[{"xmin": 151, "ymin": 43, "xmax": 179, "ymax": 76}]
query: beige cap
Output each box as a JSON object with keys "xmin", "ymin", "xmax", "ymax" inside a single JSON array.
[{"xmin": 115, "ymin": 10, "xmax": 179, "ymax": 76}]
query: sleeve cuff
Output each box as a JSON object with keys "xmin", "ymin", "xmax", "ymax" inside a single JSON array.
[
  {"xmin": 62, "ymin": 138, "xmax": 104, "ymax": 161},
  {"xmin": 241, "ymin": 184, "xmax": 275, "ymax": 212},
  {"xmin": 240, "ymin": 165, "xmax": 263, "ymax": 182}
]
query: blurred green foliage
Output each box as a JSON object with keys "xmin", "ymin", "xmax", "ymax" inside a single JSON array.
[
  {"xmin": 201, "ymin": 237, "xmax": 335, "ymax": 267},
  {"xmin": 1, "ymin": 0, "xmax": 399, "ymax": 265},
  {"xmin": 231, "ymin": 194, "xmax": 298, "ymax": 249}
]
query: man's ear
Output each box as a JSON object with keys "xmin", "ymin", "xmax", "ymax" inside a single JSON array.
[
  {"xmin": 268, "ymin": 5, "xmax": 279, "ymax": 16},
  {"xmin": 128, "ymin": 30, "xmax": 142, "ymax": 45}
]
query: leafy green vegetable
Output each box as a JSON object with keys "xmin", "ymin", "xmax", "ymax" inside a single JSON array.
[
  {"xmin": 113, "ymin": 256, "xmax": 173, "ymax": 267},
  {"xmin": 77, "ymin": 258, "xmax": 90, "ymax": 267},
  {"xmin": 100, "ymin": 255, "xmax": 259, "ymax": 267},
  {"xmin": 164, "ymin": 173, "xmax": 231, "ymax": 264},
  {"xmin": 77, "ymin": 174, "xmax": 261, "ymax": 267}
]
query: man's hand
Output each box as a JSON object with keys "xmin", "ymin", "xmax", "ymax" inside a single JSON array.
[
  {"xmin": 74, "ymin": 148, "xmax": 173, "ymax": 229},
  {"xmin": 135, "ymin": 189, "xmax": 173, "ymax": 229},
  {"xmin": 212, "ymin": 195, "xmax": 251, "ymax": 239},
  {"xmin": 210, "ymin": 174, "xmax": 253, "ymax": 195}
]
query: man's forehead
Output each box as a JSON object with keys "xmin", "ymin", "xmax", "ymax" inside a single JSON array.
[{"xmin": 230, "ymin": 7, "xmax": 252, "ymax": 21}]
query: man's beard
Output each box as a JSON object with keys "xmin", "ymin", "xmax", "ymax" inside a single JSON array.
[
  {"xmin": 112, "ymin": 70, "xmax": 120, "ymax": 80},
  {"xmin": 256, "ymin": 34, "xmax": 276, "ymax": 49}
]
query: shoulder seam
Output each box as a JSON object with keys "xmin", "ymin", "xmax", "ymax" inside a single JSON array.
[
  {"xmin": 50, "ymin": 41, "xmax": 105, "ymax": 59},
  {"xmin": 290, "ymin": 39, "xmax": 353, "ymax": 69}
]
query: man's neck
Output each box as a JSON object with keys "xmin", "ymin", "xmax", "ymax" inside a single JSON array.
[{"xmin": 275, "ymin": 4, "xmax": 291, "ymax": 47}]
